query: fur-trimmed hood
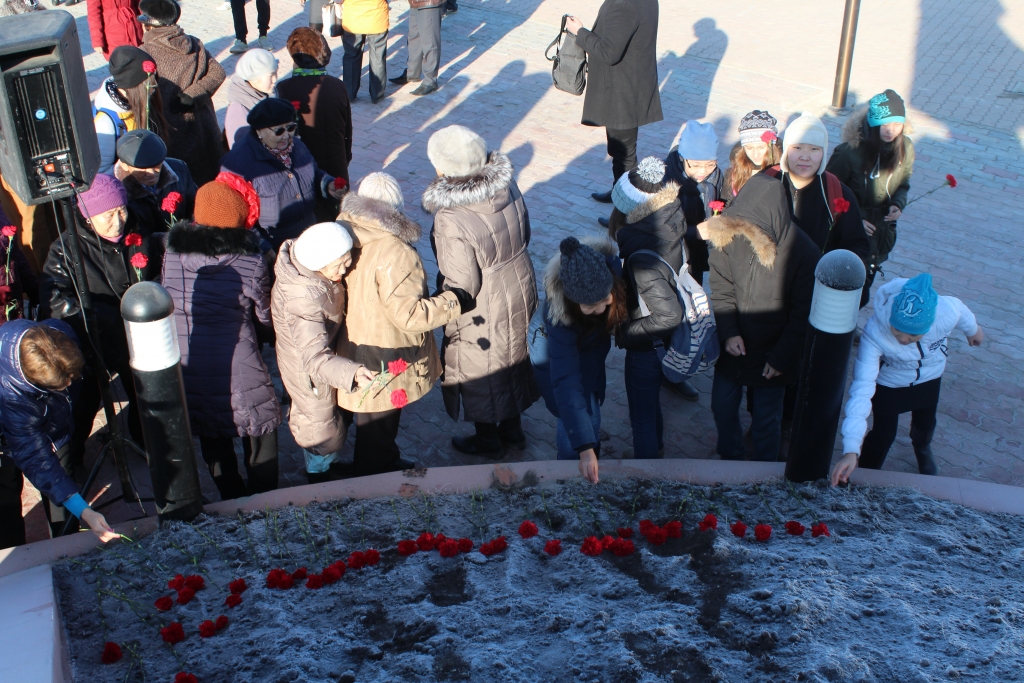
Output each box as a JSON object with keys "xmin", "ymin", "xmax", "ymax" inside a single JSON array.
[
  {"xmin": 338, "ymin": 193, "xmax": 421, "ymax": 247},
  {"xmin": 167, "ymin": 221, "xmax": 262, "ymax": 257},
  {"xmin": 704, "ymin": 215, "xmax": 778, "ymax": 269},
  {"xmin": 621, "ymin": 182, "xmax": 681, "ymax": 225},
  {"xmin": 703, "ymin": 173, "xmax": 795, "ymax": 269},
  {"xmin": 421, "ymin": 151, "xmax": 514, "ymax": 213},
  {"xmin": 544, "ymin": 237, "xmax": 618, "ymax": 327},
  {"xmin": 841, "ymin": 105, "xmax": 914, "ymax": 148}
]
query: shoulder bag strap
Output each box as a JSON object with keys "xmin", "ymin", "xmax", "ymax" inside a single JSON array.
[{"xmin": 545, "ymin": 14, "xmax": 567, "ymax": 61}]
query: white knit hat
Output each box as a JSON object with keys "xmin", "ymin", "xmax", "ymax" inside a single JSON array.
[
  {"xmin": 358, "ymin": 172, "xmax": 404, "ymax": 210},
  {"xmin": 781, "ymin": 113, "xmax": 830, "ymax": 175},
  {"xmin": 427, "ymin": 125, "xmax": 487, "ymax": 177},
  {"xmin": 235, "ymin": 48, "xmax": 279, "ymax": 83},
  {"xmin": 293, "ymin": 222, "xmax": 353, "ymax": 271},
  {"xmin": 676, "ymin": 120, "xmax": 719, "ymax": 161}
]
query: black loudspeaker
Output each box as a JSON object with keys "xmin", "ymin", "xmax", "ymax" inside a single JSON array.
[{"xmin": 0, "ymin": 10, "xmax": 99, "ymax": 205}]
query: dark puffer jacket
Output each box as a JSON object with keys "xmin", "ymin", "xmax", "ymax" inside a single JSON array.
[
  {"xmin": 664, "ymin": 149, "xmax": 723, "ymax": 278},
  {"xmin": 0, "ymin": 319, "xmax": 79, "ymax": 505},
  {"xmin": 706, "ymin": 173, "xmax": 820, "ymax": 387},
  {"xmin": 122, "ymin": 158, "xmax": 198, "ymax": 232},
  {"xmin": 778, "ymin": 172, "xmax": 869, "ymax": 263},
  {"xmin": 160, "ymin": 222, "xmax": 280, "ymax": 438},
  {"xmin": 613, "ymin": 183, "xmax": 686, "ymax": 352}
]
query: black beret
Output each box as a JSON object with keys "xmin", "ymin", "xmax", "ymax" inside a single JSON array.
[
  {"xmin": 138, "ymin": 0, "xmax": 180, "ymax": 26},
  {"xmin": 247, "ymin": 97, "xmax": 297, "ymax": 129},
  {"xmin": 108, "ymin": 46, "xmax": 154, "ymax": 89},
  {"xmin": 117, "ymin": 130, "xmax": 167, "ymax": 168}
]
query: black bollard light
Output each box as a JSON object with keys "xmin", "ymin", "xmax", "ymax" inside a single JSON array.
[
  {"xmin": 786, "ymin": 250, "xmax": 866, "ymax": 483},
  {"xmin": 121, "ymin": 282, "xmax": 203, "ymax": 521}
]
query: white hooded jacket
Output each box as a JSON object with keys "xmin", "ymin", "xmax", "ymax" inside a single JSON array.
[{"xmin": 840, "ymin": 278, "xmax": 978, "ymax": 455}]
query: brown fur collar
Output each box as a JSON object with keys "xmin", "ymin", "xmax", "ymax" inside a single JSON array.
[
  {"xmin": 704, "ymin": 215, "xmax": 777, "ymax": 269},
  {"xmin": 842, "ymin": 105, "xmax": 914, "ymax": 148},
  {"xmin": 544, "ymin": 237, "xmax": 618, "ymax": 327},
  {"xmin": 338, "ymin": 194, "xmax": 421, "ymax": 246},
  {"xmin": 625, "ymin": 183, "xmax": 680, "ymax": 224},
  {"xmin": 421, "ymin": 151, "xmax": 514, "ymax": 213}
]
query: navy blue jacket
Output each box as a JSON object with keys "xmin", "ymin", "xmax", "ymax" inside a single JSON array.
[
  {"xmin": 0, "ymin": 319, "xmax": 80, "ymax": 505},
  {"xmin": 529, "ymin": 244, "xmax": 621, "ymax": 454}
]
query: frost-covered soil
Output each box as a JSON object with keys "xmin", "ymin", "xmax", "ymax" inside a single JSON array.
[{"xmin": 54, "ymin": 478, "xmax": 1024, "ymax": 683}]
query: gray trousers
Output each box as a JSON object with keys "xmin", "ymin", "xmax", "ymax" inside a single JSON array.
[
  {"xmin": 343, "ymin": 30, "xmax": 388, "ymax": 101},
  {"xmin": 406, "ymin": 6, "xmax": 442, "ymax": 86}
]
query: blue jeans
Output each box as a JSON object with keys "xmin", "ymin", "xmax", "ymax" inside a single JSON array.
[
  {"xmin": 711, "ymin": 373, "xmax": 785, "ymax": 462},
  {"xmin": 555, "ymin": 393, "xmax": 602, "ymax": 461},
  {"xmin": 624, "ymin": 349, "xmax": 664, "ymax": 459}
]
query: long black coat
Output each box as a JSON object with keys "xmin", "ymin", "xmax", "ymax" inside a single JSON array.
[
  {"xmin": 706, "ymin": 174, "xmax": 820, "ymax": 387},
  {"xmin": 576, "ymin": 0, "xmax": 663, "ymax": 130}
]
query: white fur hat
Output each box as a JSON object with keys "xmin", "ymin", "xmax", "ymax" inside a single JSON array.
[
  {"xmin": 676, "ymin": 120, "xmax": 719, "ymax": 161},
  {"xmin": 293, "ymin": 222, "xmax": 353, "ymax": 271},
  {"xmin": 358, "ymin": 172, "xmax": 404, "ymax": 210},
  {"xmin": 235, "ymin": 48, "xmax": 278, "ymax": 83},
  {"xmin": 781, "ymin": 113, "xmax": 830, "ymax": 175},
  {"xmin": 427, "ymin": 125, "xmax": 487, "ymax": 177}
]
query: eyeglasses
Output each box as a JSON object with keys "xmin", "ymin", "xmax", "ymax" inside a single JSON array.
[{"xmin": 270, "ymin": 123, "xmax": 298, "ymax": 136}]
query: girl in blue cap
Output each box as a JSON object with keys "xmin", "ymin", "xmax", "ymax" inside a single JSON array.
[{"xmin": 832, "ymin": 274, "xmax": 983, "ymax": 484}]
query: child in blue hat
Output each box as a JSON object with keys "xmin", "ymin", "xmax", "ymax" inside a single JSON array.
[{"xmin": 832, "ymin": 274, "xmax": 983, "ymax": 484}]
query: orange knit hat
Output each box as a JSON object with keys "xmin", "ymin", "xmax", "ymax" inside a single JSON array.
[{"xmin": 194, "ymin": 181, "xmax": 250, "ymax": 229}]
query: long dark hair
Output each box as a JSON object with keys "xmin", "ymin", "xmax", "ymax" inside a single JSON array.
[
  {"xmin": 124, "ymin": 81, "xmax": 169, "ymax": 145},
  {"xmin": 859, "ymin": 120, "xmax": 905, "ymax": 174},
  {"xmin": 724, "ymin": 140, "xmax": 782, "ymax": 198},
  {"xmin": 563, "ymin": 276, "xmax": 628, "ymax": 337}
]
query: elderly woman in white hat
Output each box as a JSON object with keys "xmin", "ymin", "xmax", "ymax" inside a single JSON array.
[{"xmin": 224, "ymin": 48, "xmax": 279, "ymax": 149}]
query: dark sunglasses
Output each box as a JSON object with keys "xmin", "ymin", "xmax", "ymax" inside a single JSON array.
[{"xmin": 270, "ymin": 123, "xmax": 298, "ymax": 136}]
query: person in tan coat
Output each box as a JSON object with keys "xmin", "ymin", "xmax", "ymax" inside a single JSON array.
[
  {"xmin": 337, "ymin": 173, "xmax": 470, "ymax": 475},
  {"xmin": 272, "ymin": 221, "xmax": 376, "ymax": 484},
  {"xmin": 424, "ymin": 125, "xmax": 539, "ymax": 457}
]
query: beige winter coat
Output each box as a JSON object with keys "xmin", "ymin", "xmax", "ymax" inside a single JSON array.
[
  {"xmin": 336, "ymin": 194, "xmax": 461, "ymax": 414},
  {"xmin": 423, "ymin": 151, "xmax": 539, "ymax": 423},
  {"xmin": 271, "ymin": 240, "xmax": 361, "ymax": 454}
]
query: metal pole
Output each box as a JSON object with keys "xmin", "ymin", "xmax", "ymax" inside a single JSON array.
[{"xmin": 831, "ymin": 0, "xmax": 862, "ymax": 110}]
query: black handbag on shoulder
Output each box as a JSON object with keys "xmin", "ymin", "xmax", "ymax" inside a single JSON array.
[{"xmin": 546, "ymin": 15, "xmax": 587, "ymax": 96}]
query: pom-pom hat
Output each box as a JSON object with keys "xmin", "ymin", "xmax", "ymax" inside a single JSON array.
[
  {"xmin": 890, "ymin": 273, "xmax": 938, "ymax": 336},
  {"xmin": 293, "ymin": 222, "xmax": 354, "ymax": 272},
  {"xmin": 559, "ymin": 237, "xmax": 613, "ymax": 306},
  {"xmin": 612, "ymin": 157, "xmax": 666, "ymax": 216}
]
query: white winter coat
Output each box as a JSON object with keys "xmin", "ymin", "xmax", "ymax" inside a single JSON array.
[{"xmin": 840, "ymin": 278, "xmax": 978, "ymax": 455}]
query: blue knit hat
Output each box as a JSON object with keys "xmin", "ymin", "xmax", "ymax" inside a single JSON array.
[
  {"xmin": 867, "ymin": 89, "xmax": 906, "ymax": 127},
  {"xmin": 890, "ymin": 274, "xmax": 938, "ymax": 336}
]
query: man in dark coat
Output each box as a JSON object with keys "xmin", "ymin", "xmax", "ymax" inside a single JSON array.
[
  {"xmin": 114, "ymin": 129, "xmax": 197, "ymax": 231},
  {"xmin": 565, "ymin": 0, "xmax": 663, "ymax": 200},
  {"xmin": 704, "ymin": 173, "xmax": 819, "ymax": 462}
]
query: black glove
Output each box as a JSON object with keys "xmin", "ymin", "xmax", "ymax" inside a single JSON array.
[{"xmin": 446, "ymin": 286, "xmax": 476, "ymax": 313}]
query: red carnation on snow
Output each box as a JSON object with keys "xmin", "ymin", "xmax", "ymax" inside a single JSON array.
[
  {"xmin": 161, "ymin": 191, "xmax": 183, "ymax": 215},
  {"xmin": 124, "ymin": 232, "xmax": 143, "ymax": 247},
  {"xmin": 1, "ymin": 225, "xmax": 17, "ymax": 238},
  {"xmin": 390, "ymin": 389, "xmax": 409, "ymax": 409},
  {"xmin": 616, "ymin": 527, "xmax": 633, "ymax": 539},
  {"xmin": 175, "ymin": 587, "xmax": 195, "ymax": 605},
  {"xmin": 160, "ymin": 622, "xmax": 185, "ymax": 644},
  {"xmin": 643, "ymin": 525, "xmax": 668, "ymax": 546},
  {"xmin": 479, "ymin": 536, "xmax": 508, "ymax": 557},
  {"xmin": 141, "ymin": 60, "xmax": 156, "ymax": 73},
  {"xmin": 580, "ymin": 536, "xmax": 603, "ymax": 557},
  {"xmin": 198, "ymin": 620, "xmax": 216, "ymax": 638},
  {"xmin": 398, "ymin": 539, "xmax": 419, "ymax": 556},
  {"xmin": 457, "ymin": 538, "xmax": 474, "ymax": 553},
  {"xmin": 130, "ymin": 253, "xmax": 148, "ymax": 270},
  {"xmin": 699, "ymin": 514, "xmax": 718, "ymax": 532},
  {"xmin": 184, "ymin": 575, "xmax": 205, "ymax": 591},
  {"xmin": 664, "ymin": 520, "xmax": 682, "ymax": 538},
  {"xmin": 154, "ymin": 596, "xmax": 173, "ymax": 612},
  {"xmin": 761, "ymin": 130, "xmax": 778, "ymax": 144},
  {"xmin": 224, "ymin": 594, "xmax": 243, "ymax": 608},
  {"xmin": 387, "ymin": 358, "xmax": 409, "ymax": 376},
  {"xmin": 305, "ymin": 574, "xmax": 323, "ymax": 589},
  {"xmin": 601, "ymin": 535, "xmax": 616, "ymax": 550},
  {"xmin": 266, "ymin": 568, "xmax": 294, "ymax": 589},
  {"xmin": 785, "ymin": 520, "xmax": 806, "ymax": 536},
  {"xmin": 215, "ymin": 615, "xmax": 229, "ymax": 631},
  {"xmin": 322, "ymin": 561, "xmax": 345, "ymax": 584},
  {"xmin": 518, "ymin": 520, "xmax": 539, "ymax": 539},
  {"xmin": 543, "ymin": 539, "xmax": 562, "ymax": 556},
  {"xmin": 175, "ymin": 673, "xmax": 198, "ymax": 683},
  {"xmin": 101, "ymin": 641, "xmax": 122, "ymax": 664},
  {"xmin": 754, "ymin": 524, "xmax": 772, "ymax": 542},
  {"xmin": 228, "ymin": 578, "xmax": 247, "ymax": 594},
  {"xmin": 610, "ymin": 538, "xmax": 635, "ymax": 557},
  {"xmin": 945, "ymin": 174, "xmax": 957, "ymax": 188},
  {"xmin": 730, "ymin": 520, "xmax": 748, "ymax": 538},
  {"xmin": 438, "ymin": 539, "xmax": 460, "ymax": 557},
  {"xmin": 348, "ymin": 552, "xmax": 367, "ymax": 570},
  {"xmin": 292, "ymin": 567, "xmax": 308, "ymax": 581},
  {"xmin": 416, "ymin": 533, "xmax": 437, "ymax": 552},
  {"xmin": 811, "ymin": 522, "xmax": 831, "ymax": 538},
  {"xmin": 365, "ymin": 548, "xmax": 381, "ymax": 566},
  {"xmin": 167, "ymin": 574, "xmax": 185, "ymax": 591},
  {"xmin": 638, "ymin": 520, "xmax": 654, "ymax": 534},
  {"xmin": 832, "ymin": 197, "xmax": 850, "ymax": 215}
]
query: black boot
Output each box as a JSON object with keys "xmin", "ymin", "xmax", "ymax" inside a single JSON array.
[
  {"xmin": 591, "ymin": 189, "xmax": 613, "ymax": 203},
  {"xmin": 498, "ymin": 417, "xmax": 527, "ymax": 450},
  {"xmin": 910, "ymin": 425, "xmax": 938, "ymax": 475},
  {"xmin": 452, "ymin": 424, "xmax": 503, "ymax": 458}
]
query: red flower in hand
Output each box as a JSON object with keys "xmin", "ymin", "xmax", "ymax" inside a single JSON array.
[
  {"xmin": 292, "ymin": 567, "xmax": 308, "ymax": 581},
  {"xmin": 438, "ymin": 539, "xmax": 460, "ymax": 557},
  {"xmin": 161, "ymin": 191, "xmax": 183, "ymax": 215},
  {"xmin": 333, "ymin": 176, "xmax": 347, "ymax": 190},
  {"xmin": 215, "ymin": 615, "xmax": 229, "ymax": 631},
  {"xmin": 543, "ymin": 539, "xmax": 562, "ymax": 556},
  {"xmin": 124, "ymin": 232, "xmax": 143, "ymax": 247},
  {"xmin": 785, "ymin": 520, "xmax": 806, "ymax": 536},
  {"xmin": 184, "ymin": 575, "xmax": 205, "ymax": 591},
  {"xmin": 518, "ymin": 520, "xmax": 539, "ymax": 539},
  {"xmin": 348, "ymin": 551, "xmax": 367, "ymax": 570},
  {"xmin": 1, "ymin": 225, "xmax": 16, "ymax": 238},
  {"xmin": 832, "ymin": 197, "xmax": 851, "ymax": 214},
  {"xmin": 224, "ymin": 594, "xmax": 242, "ymax": 608},
  {"xmin": 198, "ymin": 620, "xmax": 216, "ymax": 638},
  {"xmin": 228, "ymin": 578, "xmax": 247, "ymax": 595},
  {"xmin": 365, "ymin": 549, "xmax": 381, "ymax": 566},
  {"xmin": 699, "ymin": 514, "xmax": 718, "ymax": 532},
  {"xmin": 708, "ymin": 200, "xmax": 725, "ymax": 215},
  {"xmin": 130, "ymin": 253, "xmax": 149, "ymax": 270},
  {"xmin": 390, "ymin": 389, "xmax": 409, "ymax": 409},
  {"xmin": 811, "ymin": 522, "xmax": 830, "ymax": 538},
  {"xmin": 387, "ymin": 358, "xmax": 408, "ymax": 375},
  {"xmin": 664, "ymin": 520, "xmax": 682, "ymax": 538},
  {"xmin": 160, "ymin": 622, "xmax": 185, "ymax": 644},
  {"xmin": 457, "ymin": 538, "xmax": 473, "ymax": 553},
  {"xmin": 754, "ymin": 524, "xmax": 772, "ymax": 542},
  {"xmin": 167, "ymin": 574, "xmax": 185, "ymax": 591},
  {"xmin": 616, "ymin": 527, "xmax": 633, "ymax": 539},
  {"xmin": 101, "ymin": 641, "xmax": 122, "ymax": 664},
  {"xmin": 175, "ymin": 673, "xmax": 198, "ymax": 683},
  {"xmin": 945, "ymin": 174, "xmax": 957, "ymax": 188},
  {"xmin": 154, "ymin": 596, "xmax": 173, "ymax": 612},
  {"xmin": 416, "ymin": 533, "xmax": 436, "ymax": 552},
  {"xmin": 580, "ymin": 536, "xmax": 603, "ymax": 557},
  {"xmin": 175, "ymin": 587, "xmax": 195, "ymax": 605},
  {"xmin": 142, "ymin": 60, "xmax": 156, "ymax": 73},
  {"xmin": 730, "ymin": 520, "xmax": 748, "ymax": 538}
]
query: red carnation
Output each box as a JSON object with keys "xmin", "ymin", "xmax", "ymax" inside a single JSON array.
[
  {"xmin": 543, "ymin": 539, "xmax": 562, "ymax": 556},
  {"xmin": 333, "ymin": 176, "xmax": 347, "ymax": 190},
  {"xmin": 638, "ymin": 520, "xmax": 654, "ymax": 534},
  {"xmin": 600, "ymin": 535, "xmax": 616, "ymax": 550},
  {"xmin": 434, "ymin": 533, "xmax": 447, "ymax": 545},
  {"xmin": 387, "ymin": 358, "xmax": 409, "ymax": 376},
  {"xmin": 616, "ymin": 527, "xmax": 633, "ymax": 539},
  {"xmin": 457, "ymin": 538, "xmax": 473, "ymax": 553},
  {"xmin": 184, "ymin": 575, "xmax": 205, "ymax": 591},
  {"xmin": 130, "ymin": 253, "xmax": 148, "ymax": 270},
  {"xmin": 160, "ymin": 622, "xmax": 184, "ymax": 644},
  {"xmin": 154, "ymin": 596, "xmax": 173, "ymax": 612},
  {"xmin": 175, "ymin": 587, "xmax": 195, "ymax": 605},
  {"xmin": 266, "ymin": 568, "xmax": 294, "ymax": 589},
  {"xmin": 228, "ymin": 578, "xmax": 247, "ymax": 595},
  {"xmin": 390, "ymin": 389, "xmax": 409, "ymax": 409},
  {"xmin": 580, "ymin": 536, "xmax": 603, "ymax": 557},
  {"xmin": 785, "ymin": 520, "xmax": 806, "ymax": 536},
  {"xmin": 664, "ymin": 520, "xmax": 682, "ymax": 538},
  {"xmin": 124, "ymin": 232, "xmax": 142, "ymax": 247},
  {"xmin": 754, "ymin": 524, "xmax": 772, "ymax": 542},
  {"xmin": 1, "ymin": 225, "xmax": 16, "ymax": 240},
  {"xmin": 832, "ymin": 197, "xmax": 850, "ymax": 214},
  {"xmin": 198, "ymin": 620, "xmax": 216, "ymax": 638},
  {"xmin": 699, "ymin": 514, "xmax": 718, "ymax": 532},
  {"xmin": 167, "ymin": 574, "xmax": 185, "ymax": 591},
  {"xmin": 642, "ymin": 524, "xmax": 668, "ymax": 546},
  {"xmin": 761, "ymin": 130, "xmax": 778, "ymax": 144},
  {"xmin": 708, "ymin": 200, "xmax": 725, "ymax": 215},
  {"xmin": 945, "ymin": 173, "xmax": 957, "ymax": 188},
  {"xmin": 322, "ymin": 562, "xmax": 344, "ymax": 584},
  {"xmin": 141, "ymin": 60, "xmax": 156, "ymax": 74},
  {"xmin": 305, "ymin": 574, "xmax": 323, "ymax": 589},
  {"xmin": 161, "ymin": 191, "xmax": 183, "ymax": 215},
  {"xmin": 291, "ymin": 100, "xmax": 301, "ymax": 111},
  {"xmin": 101, "ymin": 641, "xmax": 122, "ymax": 664},
  {"xmin": 518, "ymin": 520, "xmax": 539, "ymax": 539},
  {"xmin": 348, "ymin": 551, "xmax": 366, "ymax": 570},
  {"xmin": 811, "ymin": 522, "xmax": 830, "ymax": 538},
  {"xmin": 214, "ymin": 172, "xmax": 261, "ymax": 228},
  {"xmin": 416, "ymin": 533, "xmax": 436, "ymax": 552},
  {"xmin": 730, "ymin": 520, "xmax": 748, "ymax": 538},
  {"xmin": 292, "ymin": 567, "xmax": 308, "ymax": 581},
  {"xmin": 175, "ymin": 673, "xmax": 198, "ymax": 683},
  {"xmin": 224, "ymin": 594, "xmax": 242, "ymax": 608},
  {"xmin": 610, "ymin": 538, "xmax": 635, "ymax": 557},
  {"xmin": 480, "ymin": 536, "xmax": 508, "ymax": 557},
  {"xmin": 365, "ymin": 549, "xmax": 381, "ymax": 566},
  {"xmin": 397, "ymin": 540, "xmax": 419, "ymax": 556},
  {"xmin": 215, "ymin": 615, "xmax": 229, "ymax": 631},
  {"xmin": 438, "ymin": 539, "xmax": 460, "ymax": 557}
]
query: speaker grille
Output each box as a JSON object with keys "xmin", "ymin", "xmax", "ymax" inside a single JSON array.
[{"xmin": 13, "ymin": 66, "xmax": 70, "ymax": 159}]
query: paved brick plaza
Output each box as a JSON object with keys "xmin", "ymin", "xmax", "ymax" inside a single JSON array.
[{"xmin": 22, "ymin": 0, "xmax": 1024, "ymax": 531}]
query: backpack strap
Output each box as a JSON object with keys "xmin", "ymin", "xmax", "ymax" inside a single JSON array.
[
  {"xmin": 93, "ymin": 104, "xmax": 128, "ymax": 139},
  {"xmin": 546, "ymin": 14, "xmax": 568, "ymax": 61},
  {"xmin": 823, "ymin": 171, "xmax": 843, "ymax": 208}
]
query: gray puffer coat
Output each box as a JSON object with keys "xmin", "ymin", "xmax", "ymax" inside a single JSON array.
[{"xmin": 425, "ymin": 151, "xmax": 539, "ymax": 423}]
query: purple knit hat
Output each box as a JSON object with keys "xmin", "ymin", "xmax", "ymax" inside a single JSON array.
[{"xmin": 77, "ymin": 174, "xmax": 127, "ymax": 218}]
